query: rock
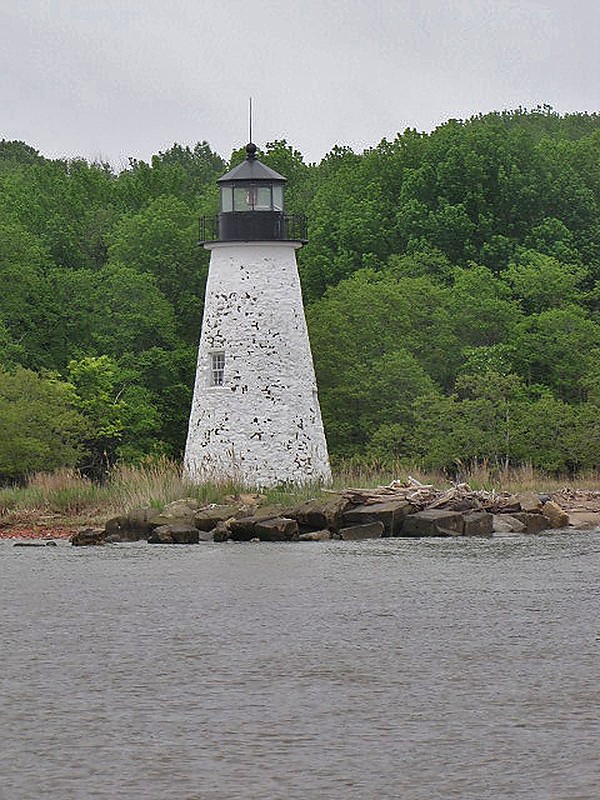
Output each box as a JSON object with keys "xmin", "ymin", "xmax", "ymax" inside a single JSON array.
[
  {"xmin": 402, "ymin": 509, "xmax": 464, "ymax": 537},
  {"xmin": 291, "ymin": 494, "xmax": 352, "ymax": 532},
  {"xmin": 212, "ymin": 521, "xmax": 232, "ymax": 542},
  {"xmin": 249, "ymin": 537, "xmax": 261, "ymax": 543},
  {"xmin": 493, "ymin": 514, "xmax": 526, "ymax": 534},
  {"xmin": 162, "ymin": 524, "xmax": 200, "ymax": 544},
  {"xmin": 299, "ymin": 530, "xmax": 331, "ymax": 541},
  {"xmin": 338, "ymin": 521, "xmax": 384, "ymax": 541},
  {"xmin": 254, "ymin": 517, "xmax": 299, "ymax": 542},
  {"xmin": 104, "ymin": 515, "xmax": 129, "ymax": 536},
  {"xmin": 166, "ymin": 497, "xmax": 201, "ymax": 512},
  {"xmin": 541, "ymin": 501, "xmax": 569, "ymax": 529},
  {"xmin": 104, "ymin": 510, "xmax": 157, "ymax": 542},
  {"xmin": 14, "ymin": 541, "xmax": 50, "ymax": 547},
  {"xmin": 517, "ymin": 492, "xmax": 543, "ymax": 513},
  {"xmin": 194, "ymin": 505, "xmax": 239, "ymax": 531},
  {"xmin": 104, "ymin": 527, "xmax": 147, "ymax": 543},
  {"xmin": 126, "ymin": 506, "xmax": 161, "ymax": 535},
  {"xmin": 147, "ymin": 527, "xmax": 174, "ymax": 544},
  {"xmin": 71, "ymin": 528, "xmax": 105, "ymax": 546},
  {"xmin": 342, "ymin": 500, "xmax": 415, "ymax": 537},
  {"xmin": 228, "ymin": 516, "xmax": 260, "ymax": 541},
  {"xmin": 148, "ymin": 524, "xmax": 200, "ymax": 544},
  {"xmin": 229, "ymin": 507, "xmax": 289, "ymax": 541},
  {"xmin": 511, "ymin": 512, "xmax": 547, "ymax": 535},
  {"xmin": 224, "ymin": 492, "xmax": 264, "ymax": 508},
  {"xmin": 463, "ymin": 511, "xmax": 493, "ymax": 537},
  {"xmin": 150, "ymin": 500, "xmax": 197, "ymax": 528},
  {"xmin": 446, "ymin": 497, "xmax": 482, "ymax": 512},
  {"xmin": 567, "ymin": 511, "xmax": 600, "ymax": 530}
]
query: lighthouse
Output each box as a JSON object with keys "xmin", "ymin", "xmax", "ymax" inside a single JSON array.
[{"xmin": 184, "ymin": 142, "xmax": 332, "ymax": 487}]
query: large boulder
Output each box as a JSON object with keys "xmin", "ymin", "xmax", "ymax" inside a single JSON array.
[
  {"xmin": 463, "ymin": 511, "xmax": 493, "ymax": 537},
  {"xmin": 542, "ymin": 501, "xmax": 569, "ymax": 529},
  {"xmin": 126, "ymin": 507, "xmax": 161, "ymax": 536},
  {"xmin": 254, "ymin": 517, "xmax": 299, "ymax": 542},
  {"xmin": 338, "ymin": 521, "xmax": 384, "ymax": 541},
  {"xmin": 150, "ymin": 500, "xmax": 198, "ymax": 528},
  {"xmin": 104, "ymin": 515, "xmax": 130, "ymax": 539},
  {"xmin": 298, "ymin": 530, "xmax": 331, "ymax": 541},
  {"xmin": 71, "ymin": 528, "xmax": 105, "ymax": 546},
  {"xmin": 212, "ymin": 521, "xmax": 232, "ymax": 542},
  {"xmin": 103, "ymin": 509, "xmax": 160, "ymax": 542},
  {"xmin": 291, "ymin": 494, "xmax": 352, "ymax": 533},
  {"xmin": 148, "ymin": 524, "xmax": 200, "ymax": 544},
  {"xmin": 402, "ymin": 509, "xmax": 464, "ymax": 537},
  {"xmin": 229, "ymin": 506, "xmax": 292, "ymax": 541},
  {"xmin": 517, "ymin": 492, "xmax": 543, "ymax": 513},
  {"xmin": 229, "ymin": 516, "xmax": 259, "ymax": 541},
  {"xmin": 194, "ymin": 505, "xmax": 239, "ymax": 532},
  {"xmin": 510, "ymin": 512, "xmax": 547, "ymax": 535},
  {"xmin": 567, "ymin": 511, "xmax": 600, "ymax": 530},
  {"xmin": 342, "ymin": 500, "xmax": 415, "ymax": 537},
  {"xmin": 493, "ymin": 514, "xmax": 526, "ymax": 534}
]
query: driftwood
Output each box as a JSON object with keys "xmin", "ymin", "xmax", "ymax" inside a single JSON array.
[
  {"xmin": 331, "ymin": 479, "xmax": 522, "ymax": 514},
  {"xmin": 550, "ymin": 488, "xmax": 600, "ymax": 512}
]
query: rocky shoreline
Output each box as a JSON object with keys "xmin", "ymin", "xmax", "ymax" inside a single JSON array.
[{"xmin": 65, "ymin": 479, "xmax": 600, "ymax": 547}]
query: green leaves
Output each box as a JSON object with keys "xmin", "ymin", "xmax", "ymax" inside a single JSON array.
[
  {"xmin": 0, "ymin": 367, "xmax": 87, "ymax": 478},
  {"xmin": 3, "ymin": 112, "xmax": 600, "ymax": 475}
]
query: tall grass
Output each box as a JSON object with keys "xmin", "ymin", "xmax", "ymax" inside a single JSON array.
[
  {"xmin": 3, "ymin": 458, "xmax": 600, "ymax": 526},
  {"xmin": 0, "ymin": 469, "xmax": 110, "ymax": 517}
]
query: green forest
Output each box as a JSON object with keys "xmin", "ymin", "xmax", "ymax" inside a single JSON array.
[{"xmin": 3, "ymin": 105, "xmax": 600, "ymax": 481}]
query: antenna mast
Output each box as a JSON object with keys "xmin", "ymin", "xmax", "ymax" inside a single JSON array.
[{"xmin": 249, "ymin": 97, "xmax": 253, "ymax": 143}]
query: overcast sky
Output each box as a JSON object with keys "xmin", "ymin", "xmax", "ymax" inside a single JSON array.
[{"xmin": 2, "ymin": 0, "xmax": 599, "ymax": 167}]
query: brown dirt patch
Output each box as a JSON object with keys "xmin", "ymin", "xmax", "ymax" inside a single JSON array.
[{"xmin": 0, "ymin": 524, "xmax": 74, "ymax": 541}]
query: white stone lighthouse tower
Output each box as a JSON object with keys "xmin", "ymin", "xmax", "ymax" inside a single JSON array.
[{"xmin": 184, "ymin": 142, "xmax": 331, "ymax": 487}]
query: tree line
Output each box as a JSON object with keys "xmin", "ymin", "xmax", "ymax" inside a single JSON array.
[{"xmin": 2, "ymin": 105, "xmax": 600, "ymax": 480}]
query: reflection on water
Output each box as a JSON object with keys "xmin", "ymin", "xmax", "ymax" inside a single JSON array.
[{"xmin": 1, "ymin": 533, "xmax": 599, "ymax": 799}]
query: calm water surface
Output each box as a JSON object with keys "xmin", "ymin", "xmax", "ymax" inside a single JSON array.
[{"xmin": 1, "ymin": 533, "xmax": 599, "ymax": 799}]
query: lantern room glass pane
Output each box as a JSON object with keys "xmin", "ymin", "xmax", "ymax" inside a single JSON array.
[
  {"xmin": 255, "ymin": 186, "xmax": 271, "ymax": 210},
  {"xmin": 234, "ymin": 187, "xmax": 251, "ymax": 211},
  {"xmin": 220, "ymin": 186, "xmax": 233, "ymax": 212},
  {"xmin": 272, "ymin": 184, "xmax": 284, "ymax": 211}
]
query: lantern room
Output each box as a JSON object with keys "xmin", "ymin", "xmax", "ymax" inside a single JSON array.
[{"xmin": 216, "ymin": 142, "xmax": 288, "ymax": 241}]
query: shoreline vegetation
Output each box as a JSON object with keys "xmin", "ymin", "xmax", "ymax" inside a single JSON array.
[
  {"xmin": 3, "ymin": 459, "xmax": 600, "ymax": 540},
  {"xmin": 6, "ymin": 112, "xmax": 600, "ymax": 540},
  {"xmin": 6, "ymin": 109, "xmax": 600, "ymax": 487}
]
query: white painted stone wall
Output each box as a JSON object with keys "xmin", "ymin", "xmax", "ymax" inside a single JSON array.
[{"xmin": 184, "ymin": 241, "xmax": 332, "ymax": 487}]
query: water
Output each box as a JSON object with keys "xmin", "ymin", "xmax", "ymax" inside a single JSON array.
[{"xmin": 1, "ymin": 533, "xmax": 599, "ymax": 800}]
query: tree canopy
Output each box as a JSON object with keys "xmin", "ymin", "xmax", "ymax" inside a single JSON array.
[{"xmin": 2, "ymin": 107, "xmax": 600, "ymax": 479}]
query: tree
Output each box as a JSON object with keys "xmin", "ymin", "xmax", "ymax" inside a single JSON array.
[
  {"xmin": 107, "ymin": 196, "xmax": 206, "ymax": 340},
  {"xmin": 503, "ymin": 250, "xmax": 587, "ymax": 314},
  {"xmin": 0, "ymin": 367, "xmax": 87, "ymax": 480}
]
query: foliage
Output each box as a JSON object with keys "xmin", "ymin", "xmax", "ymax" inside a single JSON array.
[
  {"xmin": 3, "ymin": 109, "xmax": 600, "ymax": 477},
  {"xmin": 0, "ymin": 367, "xmax": 87, "ymax": 479}
]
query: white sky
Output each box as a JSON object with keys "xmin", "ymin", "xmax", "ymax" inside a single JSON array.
[{"xmin": 1, "ymin": 0, "xmax": 599, "ymax": 167}]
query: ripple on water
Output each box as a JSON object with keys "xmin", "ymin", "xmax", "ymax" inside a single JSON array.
[{"xmin": 1, "ymin": 534, "xmax": 599, "ymax": 799}]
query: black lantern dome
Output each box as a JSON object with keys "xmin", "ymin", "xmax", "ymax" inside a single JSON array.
[{"xmin": 214, "ymin": 143, "xmax": 304, "ymax": 242}]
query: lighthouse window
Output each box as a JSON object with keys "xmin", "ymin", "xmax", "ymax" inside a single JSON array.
[
  {"xmin": 233, "ymin": 187, "xmax": 254, "ymax": 211},
  {"xmin": 232, "ymin": 185, "xmax": 274, "ymax": 211},
  {"xmin": 272, "ymin": 184, "xmax": 283, "ymax": 211},
  {"xmin": 255, "ymin": 186, "xmax": 271, "ymax": 210},
  {"xmin": 210, "ymin": 352, "xmax": 225, "ymax": 386},
  {"xmin": 220, "ymin": 186, "xmax": 233, "ymax": 212}
]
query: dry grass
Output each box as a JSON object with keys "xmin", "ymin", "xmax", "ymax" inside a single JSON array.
[
  {"xmin": 0, "ymin": 469, "xmax": 110, "ymax": 519},
  {"xmin": 3, "ymin": 457, "xmax": 600, "ymax": 530}
]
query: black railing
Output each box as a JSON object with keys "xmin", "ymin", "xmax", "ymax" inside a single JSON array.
[{"xmin": 199, "ymin": 213, "xmax": 307, "ymax": 243}]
